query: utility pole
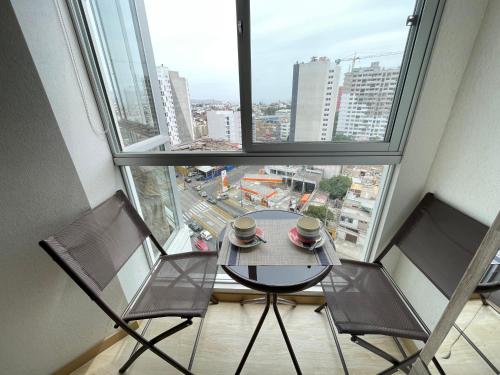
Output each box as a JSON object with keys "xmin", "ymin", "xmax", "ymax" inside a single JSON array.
[{"xmin": 240, "ymin": 180, "xmax": 243, "ymax": 207}]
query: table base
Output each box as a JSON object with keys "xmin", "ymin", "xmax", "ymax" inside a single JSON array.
[
  {"xmin": 235, "ymin": 293, "xmax": 302, "ymax": 375},
  {"xmin": 240, "ymin": 295, "xmax": 297, "ymax": 306}
]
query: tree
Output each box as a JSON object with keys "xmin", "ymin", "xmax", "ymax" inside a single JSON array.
[
  {"xmin": 319, "ymin": 175, "xmax": 352, "ymax": 200},
  {"xmin": 303, "ymin": 205, "xmax": 335, "ymax": 221}
]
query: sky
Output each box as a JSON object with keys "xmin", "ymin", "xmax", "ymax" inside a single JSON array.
[{"xmin": 144, "ymin": 0, "xmax": 415, "ymax": 103}]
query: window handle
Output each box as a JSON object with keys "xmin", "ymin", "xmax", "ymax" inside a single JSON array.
[
  {"xmin": 406, "ymin": 14, "xmax": 418, "ymax": 26},
  {"xmin": 238, "ymin": 20, "xmax": 243, "ymax": 34}
]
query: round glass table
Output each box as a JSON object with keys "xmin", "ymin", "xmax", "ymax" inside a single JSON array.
[{"xmin": 218, "ymin": 210, "xmax": 335, "ymax": 375}]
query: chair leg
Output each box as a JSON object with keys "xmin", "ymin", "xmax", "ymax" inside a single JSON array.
[
  {"xmin": 351, "ymin": 336, "xmax": 401, "ymax": 366},
  {"xmin": 377, "ymin": 351, "xmax": 421, "ymax": 375},
  {"xmin": 431, "ymin": 357, "xmax": 446, "ymax": 375},
  {"xmin": 325, "ymin": 307, "xmax": 349, "ymax": 375},
  {"xmin": 127, "ymin": 319, "xmax": 152, "ymax": 362},
  {"xmin": 188, "ymin": 317, "xmax": 204, "ymax": 370},
  {"xmin": 392, "ymin": 337, "xmax": 407, "ymax": 359},
  {"xmin": 210, "ymin": 295, "xmax": 219, "ymax": 304},
  {"xmin": 452, "ymin": 322, "xmax": 498, "ymax": 374},
  {"xmin": 119, "ymin": 318, "xmax": 193, "ymax": 373},
  {"xmin": 314, "ymin": 302, "xmax": 327, "ymax": 313}
]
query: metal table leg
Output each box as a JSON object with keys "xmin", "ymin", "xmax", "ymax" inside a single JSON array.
[
  {"xmin": 235, "ymin": 293, "xmax": 302, "ymax": 375},
  {"xmin": 272, "ymin": 293, "xmax": 302, "ymax": 374},
  {"xmin": 236, "ymin": 293, "xmax": 271, "ymax": 374},
  {"xmin": 241, "ymin": 295, "xmax": 297, "ymax": 306}
]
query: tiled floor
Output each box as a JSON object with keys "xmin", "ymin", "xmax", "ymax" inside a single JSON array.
[{"xmin": 72, "ymin": 300, "xmax": 499, "ymax": 375}]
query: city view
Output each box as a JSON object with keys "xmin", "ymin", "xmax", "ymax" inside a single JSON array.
[{"xmin": 86, "ymin": 0, "xmax": 412, "ymax": 260}]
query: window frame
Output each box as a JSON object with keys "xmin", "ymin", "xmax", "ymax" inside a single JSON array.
[
  {"xmin": 237, "ymin": 0, "xmax": 443, "ymax": 155},
  {"xmin": 67, "ymin": 0, "xmax": 445, "ymax": 167},
  {"xmin": 66, "ymin": 0, "xmax": 444, "ymax": 265}
]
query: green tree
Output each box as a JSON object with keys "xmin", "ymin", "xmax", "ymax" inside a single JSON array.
[
  {"xmin": 263, "ymin": 106, "xmax": 277, "ymax": 115},
  {"xmin": 304, "ymin": 205, "xmax": 335, "ymax": 221},
  {"xmin": 319, "ymin": 175, "xmax": 352, "ymax": 200}
]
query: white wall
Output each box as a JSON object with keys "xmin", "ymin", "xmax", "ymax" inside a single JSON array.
[
  {"xmin": 0, "ymin": 2, "xmax": 127, "ymax": 373},
  {"xmin": 425, "ymin": 0, "xmax": 500, "ymax": 224},
  {"xmin": 11, "ymin": 0, "xmax": 151, "ymax": 302},
  {"xmin": 376, "ymin": 0, "xmax": 500, "ymax": 334},
  {"xmin": 373, "ymin": 0, "xmax": 489, "ymax": 257}
]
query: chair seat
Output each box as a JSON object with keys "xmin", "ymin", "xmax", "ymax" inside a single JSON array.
[
  {"xmin": 124, "ymin": 251, "xmax": 218, "ymax": 322},
  {"xmin": 321, "ymin": 260, "xmax": 428, "ymax": 341}
]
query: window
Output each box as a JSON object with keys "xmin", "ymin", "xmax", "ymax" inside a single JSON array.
[
  {"xmin": 68, "ymin": 0, "xmax": 444, "ymax": 263},
  {"xmin": 173, "ymin": 164, "xmax": 390, "ymax": 262}
]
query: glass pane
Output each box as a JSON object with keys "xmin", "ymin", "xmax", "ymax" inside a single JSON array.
[
  {"xmin": 251, "ymin": 0, "xmax": 414, "ymax": 143},
  {"xmin": 83, "ymin": 0, "xmax": 162, "ymax": 148},
  {"xmin": 143, "ymin": 0, "xmax": 241, "ymax": 151},
  {"xmin": 172, "ymin": 164, "xmax": 388, "ymax": 262},
  {"xmin": 128, "ymin": 166, "xmax": 179, "ymax": 246}
]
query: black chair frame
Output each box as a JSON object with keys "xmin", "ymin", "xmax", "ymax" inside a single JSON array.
[
  {"xmin": 40, "ymin": 191, "xmax": 219, "ymax": 375},
  {"xmin": 316, "ymin": 193, "xmax": 500, "ymax": 375}
]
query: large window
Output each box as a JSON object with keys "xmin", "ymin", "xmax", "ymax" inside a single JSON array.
[{"xmin": 68, "ymin": 0, "xmax": 444, "ymax": 263}]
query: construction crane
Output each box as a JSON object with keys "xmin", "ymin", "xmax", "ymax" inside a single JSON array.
[{"xmin": 334, "ymin": 51, "xmax": 403, "ymax": 72}]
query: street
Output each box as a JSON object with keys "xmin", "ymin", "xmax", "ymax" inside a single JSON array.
[{"xmin": 176, "ymin": 166, "xmax": 259, "ymax": 251}]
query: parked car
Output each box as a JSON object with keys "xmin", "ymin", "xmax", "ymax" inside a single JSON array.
[
  {"xmin": 184, "ymin": 177, "xmax": 192, "ymax": 183},
  {"xmin": 207, "ymin": 196, "xmax": 217, "ymax": 204},
  {"xmin": 188, "ymin": 221, "xmax": 202, "ymax": 232},
  {"xmin": 188, "ymin": 229, "xmax": 195, "ymax": 237},
  {"xmin": 194, "ymin": 238, "xmax": 209, "ymax": 252},
  {"xmin": 217, "ymin": 192, "xmax": 229, "ymax": 200},
  {"xmin": 188, "ymin": 171, "xmax": 197, "ymax": 177},
  {"xmin": 194, "ymin": 185, "xmax": 202, "ymax": 191},
  {"xmin": 195, "ymin": 175, "xmax": 204, "ymax": 181},
  {"xmin": 200, "ymin": 230, "xmax": 213, "ymax": 241},
  {"xmin": 199, "ymin": 190, "xmax": 207, "ymax": 197}
]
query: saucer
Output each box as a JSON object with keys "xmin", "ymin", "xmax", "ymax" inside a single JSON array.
[
  {"xmin": 228, "ymin": 227, "xmax": 264, "ymax": 248},
  {"xmin": 288, "ymin": 227, "xmax": 324, "ymax": 250}
]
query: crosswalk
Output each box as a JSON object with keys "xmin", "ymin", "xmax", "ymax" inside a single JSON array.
[
  {"xmin": 182, "ymin": 201, "xmax": 210, "ymax": 223},
  {"xmin": 181, "ymin": 200, "xmax": 231, "ymax": 236}
]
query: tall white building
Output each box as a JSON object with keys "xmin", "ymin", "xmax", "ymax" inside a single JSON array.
[
  {"xmin": 157, "ymin": 65, "xmax": 195, "ymax": 146},
  {"xmin": 336, "ymin": 62, "xmax": 400, "ymax": 141},
  {"xmin": 169, "ymin": 71, "xmax": 195, "ymax": 143},
  {"xmin": 157, "ymin": 66, "xmax": 180, "ymax": 145},
  {"xmin": 290, "ymin": 57, "xmax": 341, "ymax": 142},
  {"xmin": 207, "ymin": 110, "xmax": 242, "ymax": 144}
]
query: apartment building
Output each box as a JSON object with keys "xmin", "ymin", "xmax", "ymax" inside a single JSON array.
[
  {"xmin": 157, "ymin": 65, "xmax": 180, "ymax": 145},
  {"xmin": 207, "ymin": 110, "xmax": 242, "ymax": 144},
  {"xmin": 290, "ymin": 57, "xmax": 341, "ymax": 142},
  {"xmin": 336, "ymin": 62, "xmax": 400, "ymax": 141},
  {"xmin": 157, "ymin": 66, "xmax": 195, "ymax": 145}
]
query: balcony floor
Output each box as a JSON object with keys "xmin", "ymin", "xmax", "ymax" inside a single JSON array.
[{"xmin": 72, "ymin": 300, "xmax": 499, "ymax": 374}]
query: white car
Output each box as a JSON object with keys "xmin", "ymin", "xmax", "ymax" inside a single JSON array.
[
  {"xmin": 195, "ymin": 185, "xmax": 202, "ymax": 191},
  {"xmin": 189, "ymin": 229, "xmax": 195, "ymax": 237},
  {"xmin": 199, "ymin": 190, "xmax": 207, "ymax": 197},
  {"xmin": 200, "ymin": 230, "xmax": 213, "ymax": 241}
]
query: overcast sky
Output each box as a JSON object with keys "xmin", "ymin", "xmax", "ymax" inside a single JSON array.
[{"xmin": 144, "ymin": 0, "xmax": 415, "ymax": 103}]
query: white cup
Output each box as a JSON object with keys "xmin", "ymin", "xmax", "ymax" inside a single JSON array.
[{"xmin": 232, "ymin": 216, "xmax": 257, "ymax": 242}]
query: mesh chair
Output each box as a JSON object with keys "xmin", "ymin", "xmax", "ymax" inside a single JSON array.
[
  {"xmin": 39, "ymin": 190, "xmax": 218, "ymax": 374},
  {"xmin": 316, "ymin": 193, "xmax": 500, "ymax": 375}
]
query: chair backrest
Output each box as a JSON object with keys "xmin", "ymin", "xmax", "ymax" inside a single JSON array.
[
  {"xmin": 40, "ymin": 190, "xmax": 151, "ymax": 294},
  {"xmin": 381, "ymin": 193, "xmax": 488, "ymax": 299}
]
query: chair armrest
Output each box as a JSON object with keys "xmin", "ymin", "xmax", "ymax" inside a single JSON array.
[{"xmin": 475, "ymin": 281, "xmax": 500, "ymax": 294}]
